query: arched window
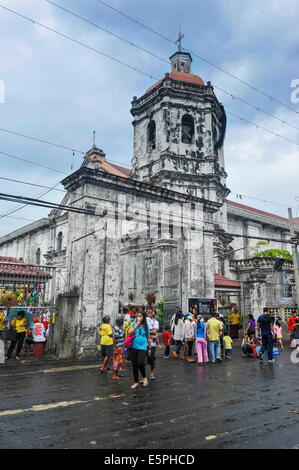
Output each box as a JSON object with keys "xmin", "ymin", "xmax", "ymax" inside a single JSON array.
[
  {"xmin": 35, "ymin": 248, "xmax": 41, "ymax": 265},
  {"xmin": 148, "ymin": 120, "xmax": 156, "ymax": 150},
  {"xmin": 181, "ymin": 114, "xmax": 194, "ymax": 144},
  {"xmin": 57, "ymin": 232, "xmax": 63, "ymax": 251}
]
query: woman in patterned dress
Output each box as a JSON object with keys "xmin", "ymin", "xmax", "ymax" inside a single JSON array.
[{"xmin": 112, "ymin": 317, "xmax": 125, "ymax": 380}]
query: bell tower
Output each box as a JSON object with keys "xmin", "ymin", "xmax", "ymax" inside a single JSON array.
[
  {"xmin": 170, "ymin": 50, "xmax": 192, "ymax": 73},
  {"xmin": 130, "ymin": 49, "xmax": 229, "ymax": 205}
]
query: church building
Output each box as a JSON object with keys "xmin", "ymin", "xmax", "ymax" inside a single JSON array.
[{"xmin": 0, "ymin": 49, "xmax": 297, "ymax": 358}]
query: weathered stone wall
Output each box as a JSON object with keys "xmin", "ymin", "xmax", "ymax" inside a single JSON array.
[
  {"xmin": 0, "ymin": 223, "xmax": 52, "ymax": 264},
  {"xmin": 55, "ymin": 290, "xmax": 79, "ymax": 358}
]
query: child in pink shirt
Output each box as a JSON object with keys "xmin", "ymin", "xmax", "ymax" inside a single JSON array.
[{"xmin": 275, "ymin": 320, "xmax": 284, "ymax": 351}]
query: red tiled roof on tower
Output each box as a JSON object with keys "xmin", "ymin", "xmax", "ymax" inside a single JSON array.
[{"xmin": 146, "ymin": 71, "xmax": 205, "ymax": 94}]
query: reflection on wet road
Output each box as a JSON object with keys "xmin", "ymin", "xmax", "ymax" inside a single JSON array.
[{"xmin": 0, "ymin": 351, "xmax": 298, "ymax": 449}]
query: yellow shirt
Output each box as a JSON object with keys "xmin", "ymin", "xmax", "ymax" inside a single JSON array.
[
  {"xmin": 230, "ymin": 313, "xmax": 239, "ymax": 325},
  {"xmin": 12, "ymin": 318, "xmax": 27, "ymax": 333},
  {"xmin": 223, "ymin": 335, "xmax": 233, "ymax": 349},
  {"xmin": 125, "ymin": 321, "xmax": 132, "ymax": 337},
  {"xmin": 99, "ymin": 323, "xmax": 113, "ymax": 346},
  {"xmin": 206, "ymin": 318, "xmax": 222, "ymax": 341},
  {"xmin": 0, "ymin": 312, "xmax": 5, "ymax": 331}
]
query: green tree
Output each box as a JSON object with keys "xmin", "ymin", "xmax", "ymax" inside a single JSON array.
[
  {"xmin": 256, "ymin": 249, "xmax": 292, "ymax": 260},
  {"xmin": 155, "ymin": 300, "xmax": 164, "ymax": 330}
]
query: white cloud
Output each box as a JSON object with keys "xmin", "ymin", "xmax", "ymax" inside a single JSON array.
[{"xmin": 0, "ymin": 0, "xmax": 298, "ymax": 235}]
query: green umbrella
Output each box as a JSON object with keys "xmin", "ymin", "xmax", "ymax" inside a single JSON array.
[{"xmin": 7, "ymin": 309, "xmax": 34, "ymax": 329}]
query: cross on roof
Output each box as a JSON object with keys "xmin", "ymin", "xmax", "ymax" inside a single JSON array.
[{"xmin": 175, "ymin": 30, "xmax": 184, "ymax": 52}]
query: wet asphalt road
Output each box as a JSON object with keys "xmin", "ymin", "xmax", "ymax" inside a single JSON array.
[{"xmin": 0, "ymin": 348, "xmax": 299, "ymax": 449}]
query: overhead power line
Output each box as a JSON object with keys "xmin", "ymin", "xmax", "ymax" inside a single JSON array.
[
  {"xmin": 0, "ymin": 145, "xmax": 298, "ymax": 216},
  {"xmin": 0, "ymin": 176, "xmax": 66, "ymax": 192},
  {"xmin": 0, "ymin": 4, "xmax": 297, "ymax": 219},
  {"xmin": 45, "ymin": 0, "xmax": 168, "ymax": 65},
  {"xmin": 0, "ymin": 128, "xmax": 131, "ymax": 168},
  {"xmin": 0, "ymin": 174, "xmax": 294, "ymax": 232},
  {"xmin": 0, "ymin": 192, "xmax": 96, "ymax": 216},
  {"xmin": 3, "ymin": 215, "xmax": 36, "ymax": 222},
  {"xmin": 0, "ymin": 4, "xmax": 157, "ymax": 81},
  {"xmin": 0, "ymin": 190, "xmax": 296, "ymax": 244},
  {"xmin": 0, "ymin": 126, "xmax": 84, "ymax": 155},
  {"xmin": 0, "ymin": 3, "xmax": 298, "ymax": 154},
  {"xmin": 95, "ymin": 0, "xmax": 299, "ymax": 117},
  {"xmin": 214, "ymin": 86, "xmax": 299, "ymax": 132},
  {"xmin": 46, "ymin": 0, "xmax": 298, "ymax": 133},
  {"xmin": 0, "ymin": 149, "xmax": 67, "ymax": 175},
  {"xmin": 0, "ymin": 180, "xmax": 63, "ymax": 220},
  {"xmin": 226, "ymin": 111, "xmax": 299, "ymax": 146},
  {"xmin": 230, "ymin": 192, "xmax": 297, "ymax": 210},
  {"xmin": 1, "ymin": 174, "xmax": 298, "ymax": 225}
]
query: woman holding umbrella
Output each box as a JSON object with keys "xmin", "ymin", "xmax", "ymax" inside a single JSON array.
[{"xmin": 6, "ymin": 310, "xmax": 28, "ymax": 360}]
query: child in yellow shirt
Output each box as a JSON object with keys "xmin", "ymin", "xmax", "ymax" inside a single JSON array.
[
  {"xmin": 223, "ymin": 334, "xmax": 233, "ymax": 359},
  {"xmin": 99, "ymin": 315, "xmax": 113, "ymax": 371}
]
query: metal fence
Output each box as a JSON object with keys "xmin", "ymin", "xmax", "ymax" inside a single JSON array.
[{"xmin": 0, "ymin": 261, "xmax": 58, "ymax": 353}]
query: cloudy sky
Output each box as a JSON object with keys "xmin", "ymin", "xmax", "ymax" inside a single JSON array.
[{"xmin": 0, "ymin": 0, "xmax": 298, "ymax": 236}]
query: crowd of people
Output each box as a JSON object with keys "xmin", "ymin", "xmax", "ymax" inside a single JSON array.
[
  {"xmin": 98, "ymin": 307, "xmax": 299, "ymax": 389},
  {"xmin": 2, "ymin": 305, "xmax": 299, "ymax": 369},
  {"xmin": 241, "ymin": 309, "xmax": 299, "ymax": 362},
  {"xmin": 0, "ymin": 309, "xmax": 50, "ymax": 360}
]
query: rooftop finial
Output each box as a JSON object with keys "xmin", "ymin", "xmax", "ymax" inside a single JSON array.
[
  {"xmin": 92, "ymin": 130, "xmax": 96, "ymax": 148},
  {"xmin": 175, "ymin": 27, "xmax": 184, "ymax": 52}
]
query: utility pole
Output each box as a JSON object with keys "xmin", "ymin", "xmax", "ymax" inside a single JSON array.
[{"xmin": 288, "ymin": 208, "xmax": 299, "ymax": 308}]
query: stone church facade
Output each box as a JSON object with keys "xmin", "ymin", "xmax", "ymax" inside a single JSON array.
[{"xmin": 0, "ymin": 50, "xmax": 298, "ymax": 358}]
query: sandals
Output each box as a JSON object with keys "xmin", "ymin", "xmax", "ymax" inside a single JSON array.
[
  {"xmin": 142, "ymin": 378, "xmax": 148, "ymax": 387},
  {"xmin": 131, "ymin": 383, "xmax": 139, "ymax": 389},
  {"xmin": 149, "ymin": 373, "xmax": 155, "ymax": 380}
]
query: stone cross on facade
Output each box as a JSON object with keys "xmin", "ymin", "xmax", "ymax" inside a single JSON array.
[{"xmin": 175, "ymin": 30, "xmax": 184, "ymax": 52}]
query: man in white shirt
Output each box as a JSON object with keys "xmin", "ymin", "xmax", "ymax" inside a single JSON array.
[{"xmin": 146, "ymin": 309, "xmax": 159, "ymax": 380}]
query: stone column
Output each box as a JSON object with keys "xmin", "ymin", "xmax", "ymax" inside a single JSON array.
[
  {"xmin": 203, "ymin": 230, "xmax": 215, "ymax": 299},
  {"xmin": 181, "ymin": 203, "xmax": 209, "ymax": 309},
  {"xmin": 247, "ymin": 270, "xmax": 267, "ymax": 320}
]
